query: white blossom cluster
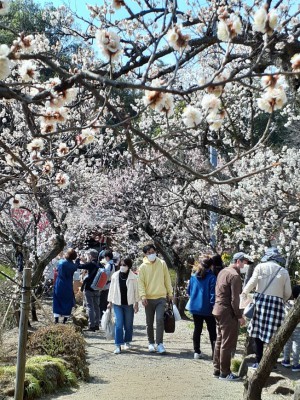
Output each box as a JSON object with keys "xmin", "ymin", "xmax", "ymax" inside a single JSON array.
[
  {"xmin": 1, "ymin": 0, "xmax": 300, "ymax": 277},
  {"xmin": 257, "ymin": 75, "xmax": 287, "ymax": 113}
]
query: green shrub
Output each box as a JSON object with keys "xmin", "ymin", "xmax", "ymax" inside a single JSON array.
[{"xmin": 28, "ymin": 325, "xmax": 89, "ymax": 380}]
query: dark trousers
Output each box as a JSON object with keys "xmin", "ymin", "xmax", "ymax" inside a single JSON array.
[
  {"xmin": 145, "ymin": 298, "xmax": 166, "ymax": 345},
  {"xmin": 254, "ymin": 338, "xmax": 264, "ymax": 363},
  {"xmin": 99, "ymin": 289, "xmax": 109, "ymax": 318},
  {"xmin": 193, "ymin": 314, "xmax": 217, "ymax": 354},
  {"xmin": 213, "ymin": 312, "xmax": 239, "ymax": 376}
]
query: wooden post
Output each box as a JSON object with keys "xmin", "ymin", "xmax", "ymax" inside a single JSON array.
[
  {"xmin": 0, "ymin": 298, "xmax": 13, "ymax": 331},
  {"xmin": 14, "ymin": 267, "xmax": 31, "ymax": 400}
]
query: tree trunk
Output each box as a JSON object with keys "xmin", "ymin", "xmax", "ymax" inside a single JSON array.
[
  {"xmin": 245, "ymin": 296, "xmax": 300, "ymax": 400},
  {"xmin": 31, "ymin": 296, "xmax": 38, "ymax": 322},
  {"xmin": 31, "ymin": 236, "xmax": 65, "ymax": 287}
]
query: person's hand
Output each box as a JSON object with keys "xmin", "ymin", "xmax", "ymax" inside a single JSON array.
[
  {"xmin": 107, "ymin": 302, "xmax": 112, "ymax": 309},
  {"xmin": 142, "ymin": 298, "xmax": 148, "ymax": 307},
  {"xmin": 134, "ymin": 303, "xmax": 139, "ymax": 313},
  {"xmin": 167, "ymin": 295, "xmax": 173, "ymax": 302},
  {"xmin": 239, "ymin": 317, "xmax": 246, "ymax": 327}
]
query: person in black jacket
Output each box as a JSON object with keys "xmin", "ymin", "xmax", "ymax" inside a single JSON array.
[{"xmin": 77, "ymin": 249, "xmax": 100, "ymax": 332}]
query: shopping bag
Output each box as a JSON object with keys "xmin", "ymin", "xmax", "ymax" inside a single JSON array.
[
  {"xmin": 105, "ymin": 317, "xmax": 115, "ymax": 340},
  {"xmin": 164, "ymin": 301, "xmax": 175, "ymax": 333},
  {"xmin": 101, "ymin": 308, "xmax": 111, "ymax": 330},
  {"xmin": 172, "ymin": 304, "xmax": 181, "ymax": 321}
]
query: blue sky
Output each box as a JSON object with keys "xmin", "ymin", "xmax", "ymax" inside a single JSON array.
[
  {"xmin": 37, "ymin": 0, "xmax": 129, "ymax": 20},
  {"xmin": 38, "ymin": 0, "xmax": 100, "ymax": 18}
]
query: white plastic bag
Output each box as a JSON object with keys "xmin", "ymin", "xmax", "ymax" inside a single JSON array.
[
  {"xmin": 105, "ymin": 309, "xmax": 115, "ymax": 339},
  {"xmin": 101, "ymin": 309, "xmax": 111, "ymax": 330},
  {"xmin": 172, "ymin": 304, "xmax": 181, "ymax": 321},
  {"xmin": 105, "ymin": 317, "xmax": 115, "ymax": 340}
]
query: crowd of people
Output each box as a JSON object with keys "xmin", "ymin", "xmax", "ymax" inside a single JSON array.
[{"xmin": 51, "ymin": 243, "xmax": 299, "ymax": 382}]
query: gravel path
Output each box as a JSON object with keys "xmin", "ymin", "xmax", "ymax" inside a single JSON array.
[{"xmin": 41, "ymin": 307, "xmax": 294, "ymax": 400}]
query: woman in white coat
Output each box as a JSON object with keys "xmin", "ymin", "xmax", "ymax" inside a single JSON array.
[
  {"xmin": 107, "ymin": 258, "xmax": 139, "ymax": 354},
  {"xmin": 242, "ymin": 247, "xmax": 292, "ymax": 368}
]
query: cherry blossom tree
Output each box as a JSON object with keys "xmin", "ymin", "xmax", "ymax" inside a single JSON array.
[{"xmin": 0, "ymin": 0, "xmax": 300, "ymax": 397}]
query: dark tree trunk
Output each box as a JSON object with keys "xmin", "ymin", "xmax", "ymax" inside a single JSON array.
[
  {"xmin": 31, "ymin": 236, "xmax": 65, "ymax": 287},
  {"xmin": 31, "ymin": 296, "xmax": 38, "ymax": 322},
  {"xmin": 245, "ymin": 296, "xmax": 300, "ymax": 400}
]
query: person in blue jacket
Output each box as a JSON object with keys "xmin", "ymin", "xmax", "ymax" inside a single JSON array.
[
  {"xmin": 186, "ymin": 255, "xmax": 217, "ymax": 359},
  {"xmin": 53, "ymin": 248, "xmax": 78, "ymax": 324}
]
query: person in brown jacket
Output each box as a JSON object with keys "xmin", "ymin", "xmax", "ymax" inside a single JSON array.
[{"xmin": 212, "ymin": 252, "xmax": 249, "ymax": 381}]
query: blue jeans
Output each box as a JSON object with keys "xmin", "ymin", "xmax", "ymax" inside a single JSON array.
[{"xmin": 113, "ymin": 304, "xmax": 134, "ymax": 346}]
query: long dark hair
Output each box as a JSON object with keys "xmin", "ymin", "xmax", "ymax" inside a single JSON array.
[
  {"xmin": 123, "ymin": 258, "xmax": 133, "ymax": 269},
  {"xmin": 196, "ymin": 256, "xmax": 213, "ymax": 279}
]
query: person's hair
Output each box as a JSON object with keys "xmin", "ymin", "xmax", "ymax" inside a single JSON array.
[
  {"xmin": 123, "ymin": 258, "xmax": 133, "ymax": 269},
  {"xmin": 211, "ymin": 254, "xmax": 224, "ymax": 277},
  {"xmin": 104, "ymin": 250, "xmax": 113, "ymax": 259},
  {"xmin": 211, "ymin": 254, "xmax": 223, "ymax": 267},
  {"xmin": 65, "ymin": 248, "xmax": 77, "ymax": 261},
  {"xmin": 88, "ymin": 249, "xmax": 98, "ymax": 260},
  {"xmin": 196, "ymin": 255, "xmax": 213, "ymax": 279},
  {"xmin": 143, "ymin": 244, "xmax": 156, "ymax": 254},
  {"xmin": 292, "ymin": 285, "xmax": 300, "ymax": 300}
]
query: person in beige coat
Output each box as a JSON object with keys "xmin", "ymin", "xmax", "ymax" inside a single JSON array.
[
  {"xmin": 242, "ymin": 247, "xmax": 292, "ymax": 368},
  {"xmin": 107, "ymin": 258, "xmax": 139, "ymax": 354}
]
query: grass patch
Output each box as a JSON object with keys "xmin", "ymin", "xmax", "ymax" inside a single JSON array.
[
  {"xmin": 231, "ymin": 358, "xmax": 242, "ymax": 373},
  {"xmin": 0, "ymin": 265, "xmax": 15, "ymax": 280},
  {"xmin": 0, "ymin": 355, "xmax": 77, "ymax": 399}
]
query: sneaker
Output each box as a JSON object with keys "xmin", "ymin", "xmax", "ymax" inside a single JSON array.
[
  {"xmin": 114, "ymin": 346, "xmax": 121, "ymax": 354},
  {"xmin": 292, "ymin": 365, "xmax": 300, "ymax": 371},
  {"xmin": 194, "ymin": 352, "xmax": 203, "ymax": 359},
  {"xmin": 157, "ymin": 343, "xmax": 166, "ymax": 354},
  {"xmin": 124, "ymin": 343, "xmax": 131, "ymax": 350},
  {"xmin": 148, "ymin": 344, "xmax": 156, "ymax": 353},
  {"xmin": 213, "ymin": 370, "xmax": 220, "ymax": 378},
  {"xmin": 219, "ymin": 373, "xmax": 241, "ymax": 381},
  {"xmin": 281, "ymin": 360, "xmax": 291, "ymax": 368}
]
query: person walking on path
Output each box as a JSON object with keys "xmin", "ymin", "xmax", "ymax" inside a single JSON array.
[
  {"xmin": 107, "ymin": 258, "xmax": 139, "ymax": 354},
  {"xmin": 242, "ymin": 247, "xmax": 292, "ymax": 368},
  {"xmin": 138, "ymin": 244, "xmax": 173, "ymax": 354},
  {"xmin": 186, "ymin": 255, "xmax": 217, "ymax": 359},
  {"xmin": 213, "ymin": 252, "xmax": 248, "ymax": 381},
  {"xmin": 53, "ymin": 248, "xmax": 78, "ymax": 324},
  {"xmin": 77, "ymin": 249, "xmax": 101, "ymax": 332},
  {"xmin": 99, "ymin": 250, "xmax": 115, "ymax": 318},
  {"xmin": 281, "ymin": 285, "xmax": 300, "ymax": 371}
]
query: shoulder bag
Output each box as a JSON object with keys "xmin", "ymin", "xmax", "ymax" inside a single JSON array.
[{"xmin": 164, "ymin": 300, "xmax": 176, "ymax": 333}]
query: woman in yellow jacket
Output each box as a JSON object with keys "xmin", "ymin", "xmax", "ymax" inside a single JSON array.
[{"xmin": 107, "ymin": 258, "xmax": 139, "ymax": 354}]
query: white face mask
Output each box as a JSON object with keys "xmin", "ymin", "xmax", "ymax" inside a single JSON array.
[
  {"xmin": 120, "ymin": 266, "xmax": 129, "ymax": 273},
  {"xmin": 240, "ymin": 264, "xmax": 249, "ymax": 274},
  {"xmin": 147, "ymin": 254, "xmax": 156, "ymax": 262}
]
